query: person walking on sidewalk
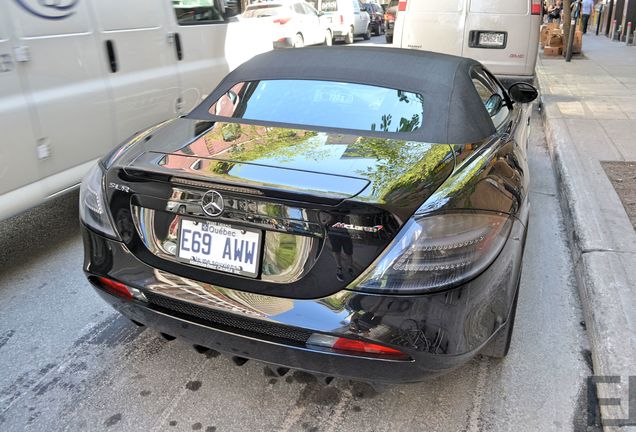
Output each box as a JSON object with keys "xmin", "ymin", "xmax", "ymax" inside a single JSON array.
[{"xmin": 581, "ymin": 0, "xmax": 594, "ymax": 33}]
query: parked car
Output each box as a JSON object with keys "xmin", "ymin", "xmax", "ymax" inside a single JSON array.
[
  {"xmin": 242, "ymin": 0, "xmax": 332, "ymax": 48},
  {"xmin": 307, "ymin": 0, "xmax": 371, "ymax": 43},
  {"xmin": 362, "ymin": 2, "xmax": 384, "ymax": 35},
  {"xmin": 384, "ymin": 0, "xmax": 398, "ymax": 43},
  {"xmin": 392, "ymin": 0, "xmax": 542, "ymax": 84},
  {"xmin": 0, "ymin": 0, "xmax": 271, "ymax": 222},
  {"xmin": 81, "ymin": 46, "xmax": 537, "ymax": 383}
]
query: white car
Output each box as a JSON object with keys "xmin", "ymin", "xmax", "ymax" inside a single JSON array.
[{"xmin": 243, "ymin": 1, "xmax": 333, "ymax": 48}]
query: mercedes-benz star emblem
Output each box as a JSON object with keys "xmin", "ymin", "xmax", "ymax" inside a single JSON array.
[{"xmin": 201, "ymin": 190, "xmax": 224, "ymax": 217}]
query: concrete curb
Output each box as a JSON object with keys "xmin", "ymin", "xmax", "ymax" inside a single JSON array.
[{"xmin": 538, "ymin": 75, "xmax": 636, "ymax": 429}]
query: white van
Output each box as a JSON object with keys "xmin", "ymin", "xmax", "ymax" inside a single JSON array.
[
  {"xmin": 0, "ymin": 0, "xmax": 270, "ymax": 221},
  {"xmin": 392, "ymin": 0, "xmax": 542, "ymax": 84}
]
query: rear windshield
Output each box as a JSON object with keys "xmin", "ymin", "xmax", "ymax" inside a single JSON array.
[
  {"xmin": 409, "ymin": 0, "xmax": 463, "ymax": 13},
  {"xmin": 209, "ymin": 80, "xmax": 424, "ymax": 134},
  {"xmin": 469, "ymin": 0, "xmax": 528, "ymax": 14},
  {"xmin": 243, "ymin": 4, "xmax": 287, "ymax": 18}
]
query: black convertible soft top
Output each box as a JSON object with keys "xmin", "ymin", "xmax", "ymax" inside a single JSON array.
[{"xmin": 188, "ymin": 46, "xmax": 497, "ymax": 144}]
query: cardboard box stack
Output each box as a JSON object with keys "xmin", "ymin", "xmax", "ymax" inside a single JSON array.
[
  {"xmin": 544, "ymin": 26, "xmax": 564, "ymax": 56},
  {"xmin": 541, "ymin": 22, "xmax": 584, "ymax": 56},
  {"xmin": 540, "ymin": 22, "xmax": 560, "ymax": 48}
]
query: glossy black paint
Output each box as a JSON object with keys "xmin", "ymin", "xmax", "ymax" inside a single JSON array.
[
  {"xmin": 83, "ymin": 203, "xmax": 527, "ymax": 382},
  {"xmin": 83, "ymin": 55, "xmax": 532, "ymax": 382},
  {"xmin": 104, "ymin": 122, "xmax": 456, "ymax": 299}
]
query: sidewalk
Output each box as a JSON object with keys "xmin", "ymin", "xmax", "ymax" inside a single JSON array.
[{"xmin": 537, "ymin": 35, "xmax": 636, "ymax": 428}]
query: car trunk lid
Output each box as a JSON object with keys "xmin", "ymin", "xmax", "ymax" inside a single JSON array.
[{"xmin": 106, "ymin": 119, "xmax": 456, "ymax": 299}]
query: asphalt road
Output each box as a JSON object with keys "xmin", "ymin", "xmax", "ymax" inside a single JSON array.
[{"xmin": 0, "ymin": 109, "xmax": 594, "ymax": 432}]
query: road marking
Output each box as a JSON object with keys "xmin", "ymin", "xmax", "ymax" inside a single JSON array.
[{"xmin": 465, "ymin": 356, "xmax": 490, "ymax": 432}]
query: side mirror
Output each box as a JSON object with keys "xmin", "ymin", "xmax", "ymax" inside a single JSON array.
[
  {"xmin": 508, "ymin": 82, "xmax": 539, "ymax": 104},
  {"xmin": 317, "ymin": 11, "xmax": 324, "ymax": 16},
  {"xmin": 485, "ymin": 94, "xmax": 504, "ymax": 116}
]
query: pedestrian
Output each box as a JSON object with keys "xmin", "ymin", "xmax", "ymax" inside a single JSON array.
[
  {"xmin": 548, "ymin": 1, "xmax": 562, "ymax": 23},
  {"xmin": 581, "ymin": 0, "xmax": 594, "ymax": 34}
]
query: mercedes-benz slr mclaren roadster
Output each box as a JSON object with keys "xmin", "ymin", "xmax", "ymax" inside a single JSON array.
[{"xmin": 81, "ymin": 47, "xmax": 538, "ymax": 384}]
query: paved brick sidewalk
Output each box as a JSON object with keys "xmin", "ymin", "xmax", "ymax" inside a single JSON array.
[{"xmin": 537, "ymin": 35, "xmax": 636, "ymax": 429}]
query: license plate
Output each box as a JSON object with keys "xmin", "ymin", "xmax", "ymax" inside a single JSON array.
[
  {"xmin": 478, "ymin": 32, "xmax": 505, "ymax": 47},
  {"xmin": 177, "ymin": 219, "xmax": 261, "ymax": 278}
]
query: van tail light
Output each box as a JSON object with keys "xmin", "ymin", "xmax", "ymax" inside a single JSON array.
[
  {"xmin": 339, "ymin": 14, "xmax": 344, "ymax": 25},
  {"xmin": 398, "ymin": 0, "xmax": 407, "ymax": 12},
  {"xmin": 531, "ymin": 0, "xmax": 541, "ymax": 15},
  {"xmin": 273, "ymin": 17, "xmax": 291, "ymax": 25},
  {"xmin": 306, "ymin": 334, "xmax": 408, "ymax": 359}
]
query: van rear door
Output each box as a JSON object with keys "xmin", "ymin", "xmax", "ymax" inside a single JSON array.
[
  {"xmin": 397, "ymin": 0, "xmax": 466, "ymax": 55},
  {"xmin": 463, "ymin": 0, "xmax": 540, "ymax": 78}
]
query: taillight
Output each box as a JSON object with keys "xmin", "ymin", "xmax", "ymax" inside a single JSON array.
[
  {"xmin": 349, "ymin": 212, "xmax": 513, "ymax": 294},
  {"xmin": 398, "ymin": 0, "xmax": 407, "ymax": 12},
  {"xmin": 339, "ymin": 14, "xmax": 344, "ymax": 25},
  {"xmin": 273, "ymin": 17, "xmax": 291, "ymax": 24},
  {"xmin": 307, "ymin": 334, "xmax": 408, "ymax": 359},
  {"xmin": 531, "ymin": 0, "xmax": 541, "ymax": 15},
  {"xmin": 94, "ymin": 276, "xmax": 147, "ymax": 302},
  {"xmin": 96, "ymin": 277, "xmax": 132, "ymax": 300}
]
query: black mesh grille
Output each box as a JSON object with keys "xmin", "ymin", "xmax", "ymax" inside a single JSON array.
[{"xmin": 145, "ymin": 292, "xmax": 312, "ymax": 344}]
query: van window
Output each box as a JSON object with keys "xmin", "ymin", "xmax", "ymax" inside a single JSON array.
[
  {"xmin": 173, "ymin": 0, "xmax": 242, "ymax": 25},
  {"xmin": 408, "ymin": 0, "xmax": 464, "ymax": 13},
  {"xmin": 95, "ymin": 0, "xmax": 162, "ymax": 31},
  {"xmin": 209, "ymin": 80, "xmax": 425, "ymax": 134},
  {"xmin": 469, "ymin": 0, "xmax": 528, "ymax": 14}
]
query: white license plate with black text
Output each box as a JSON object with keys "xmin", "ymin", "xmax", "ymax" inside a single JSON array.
[
  {"xmin": 177, "ymin": 219, "xmax": 261, "ymax": 278},
  {"xmin": 479, "ymin": 32, "xmax": 505, "ymax": 47}
]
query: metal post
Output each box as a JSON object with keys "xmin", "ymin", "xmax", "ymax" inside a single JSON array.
[
  {"xmin": 596, "ymin": 4, "xmax": 603, "ymax": 35},
  {"xmin": 566, "ymin": 0, "xmax": 581, "ymax": 61},
  {"xmin": 627, "ymin": 22, "xmax": 633, "ymax": 45},
  {"xmin": 610, "ymin": 19, "xmax": 617, "ymax": 40}
]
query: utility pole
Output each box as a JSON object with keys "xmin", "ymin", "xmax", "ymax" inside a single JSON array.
[
  {"xmin": 565, "ymin": 0, "xmax": 581, "ymax": 61},
  {"xmin": 562, "ymin": 0, "xmax": 572, "ymax": 57}
]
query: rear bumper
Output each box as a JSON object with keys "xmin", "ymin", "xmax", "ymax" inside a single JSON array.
[
  {"xmin": 273, "ymin": 37, "xmax": 295, "ymax": 49},
  {"xmin": 82, "ymin": 214, "xmax": 527, "ymax": 383}
]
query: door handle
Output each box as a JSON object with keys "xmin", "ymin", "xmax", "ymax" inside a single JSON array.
[
  {"xmin": 105, "ymin": 40, "xmax": 117, "ymax": 73},
  {"xmin": 174, "ymin": 32, "xmax": 183, "ymax": 61}
]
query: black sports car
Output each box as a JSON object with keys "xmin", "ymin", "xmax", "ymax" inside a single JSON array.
[{"xmin": 81, "ymin": 47, "xmax": 537, "ymax": 384}]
